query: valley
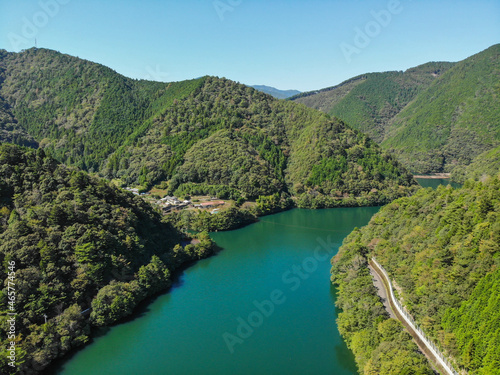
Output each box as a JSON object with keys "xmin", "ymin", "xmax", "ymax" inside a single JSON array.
[{"xmin": 0, "ymin": 42, "xmax": 498, "ymax": 375}]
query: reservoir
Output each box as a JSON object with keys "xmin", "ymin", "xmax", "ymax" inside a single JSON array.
[
  {"xmin": 53, "ymin": 207, "xmax": 380, "ymax": 375},
  {"xmin": 415, "ymin": 177, "xmax": 461, "ymax": 189}
]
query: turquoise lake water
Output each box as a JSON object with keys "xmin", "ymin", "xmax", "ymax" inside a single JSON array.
[
  {"xmin": 53, "ymin": 207, "xmax": 380, "ymax": 375},
  {"xmin": 50, "ymin": 177, "xmax": 459, "ymax": 375},
  {"xmin": 415, "ymin": 177, "xmax": 461, "ymax": 189}
]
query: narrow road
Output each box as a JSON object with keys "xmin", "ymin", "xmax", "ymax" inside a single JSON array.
[
  {"xmin": 369, "ymin": 259, "xmax": 458, "ymax": 375},
  {"xmin": 368, "ymin": 264, "xmax": 396, "ymax": 319}
]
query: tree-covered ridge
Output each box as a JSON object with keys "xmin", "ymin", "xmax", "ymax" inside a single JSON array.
[
  {"xmin": 0, "ymin": 144, "xmax": 213, "ymax": 374},
  {"xmin": 333, "ymin": 177, "xmax": 500, "ymax": 374},
  {"xmin": 100, "ymin": 75, "xmax": 416, "ymax": 207},
  {"xmin": 291, "ymin": 62, "xmax": 454, "ymax": 142},
  {"xmin": 0, "ymin": 48, "xmax": 205, "ymax": 172},
  {"xmin": 0, "ymin": 48, "xmax": 416, "ymax": 207},
  {"xmin": 173, "ymin": 129, "xmax": 283, "ymax": 199},
  {"xmin": 103, "ymin": 76, "xmax": 280, "ymax": 187},
  {"xmin": 293, "ymin": 44, "xmax": 500, "ymax": 175},
  {"xmin": 383, "ymin": 44, "xmax": 500, "ymax": 173},
  {"xmin": 331, "ymin": 237, "xmax": 434, "ymax": 375},
  {"xmin": 281, "ymin": 107, "xmax": 416, "ymax": 208},
  {"xmin": 289, "ymin": 74, "xmax": 367, "ymax": 110},
  {"xmin": 451, "ymin": 145, "xmax": 500, "ymax": 183},
  {"xmin": 0, "ymin": 94, "xmax": 37, "ymax": 148}
]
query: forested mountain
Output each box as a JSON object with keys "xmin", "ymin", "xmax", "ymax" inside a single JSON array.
[
  {"xmin": 451, "ymin": 145, "xmax": 500, "ymax": 183},
  {"xmin": 332, "ymin": 177, "xmax": 500, "ymax": 374},
  {"xmin": 383, "ymin": 44, "xmax": 500, "ymax": 173},
  {"xmin": 1, "ymin": 43, "xmax": 498, "ymax": 375},
  {"xmin": 0, "ymin": 48, "xmax": 416, "ymax": 208},
  {"xmin": 0, "ymin": 144, "xmax": 213, "ymax": 374},
  {"xmin": 251, "ymin": 85, "xmax": 301, "ymax": 99},
  {"xmin": 291, "ymin": 62, "xmax": 454, "ymax": 142},
  {"xmin": 0, "ymin": 48, "xmax": 202, "ymax": 173},
  {"xmin": 0, "ymin": 94, "xmax": 37, "ymax": 147},
  {"xmin": 293, "ymin": 44, "xmax": 500, "ymax": 174}
]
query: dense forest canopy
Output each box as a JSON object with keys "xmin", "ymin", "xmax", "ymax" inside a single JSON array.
[
  {"xmin": 331, "ymin": 239, "xmax": 434, "ymax": 375},
  {"xmin": 293, "ymin": 44, "xmax": 500, "ymax": 174},
  {"xmin": 0, "ymin": 48, "xmax": 204, "ymax": 173},
  {"xmin": 451, "ymin": 145, "xmax": 500, "ymax": 183},
  {"xmin": 332, "ymin": 176, "xmax": 500, "ymax": 374},
  {"xmin": 1, "ymin": 44, "xmax": 499, "ymax": 375},
  {"xmin": 383, "ymin": 44, "xmax": 500, "ymax": 173},
  {"xmin": 0, "ymin": 48, "xmax": 417, "ymax": 208},
  {"xmin": 0, "ymin": 144, "xmax": 213, "ymax": 373},
  {"xmin": 292, "ymin": 61, "xmax": 455, "ymax": 143}
]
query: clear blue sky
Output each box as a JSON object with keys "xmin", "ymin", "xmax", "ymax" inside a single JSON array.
[{"xmin": 1, "ymin": 0, "xmax": 499, "ymax": 91}]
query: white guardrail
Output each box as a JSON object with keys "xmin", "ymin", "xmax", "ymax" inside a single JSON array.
[{"xmin": 371, "ymin": 258, "xmax": 459, "ymax": 375}]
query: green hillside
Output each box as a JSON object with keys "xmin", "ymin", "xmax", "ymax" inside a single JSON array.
[
  {"xmin": 384, "ymin": 44, "xmax": 500, "ymax": 173},
  {"xmin": 0, "ymin": 48, "xmax": 417, "ymax": 208},
  {"xmin": 0, "ymin": 48, "xmax": 203, "ymax": 172},
  {"xmin": 109, "ymin": 76, "xmax": 417, "ymax": 207},
  {"xmin": 293, "ymin": 44, "xmax": 500, "ymax": 175},
  {"xmin": 0, "ymin": 94, "xmax": 37, "ymax": 147},
  {"xmin": 451, "ymin": 145, "xmax": 500, "ymax": 183},
  {"xmin": 291, "ymin": 62, "xmax": 454, "ymax": 142},
  {"xmin": 332, "ymin": 177, "xmax": 500, "ymax": 374},
  {"xmin": 0, "ymin": 144, "xmax": 213, "ymax": 373},
  {"xmin": 331, "ymin": 246, "xmax": 434, "ymax": 374}
]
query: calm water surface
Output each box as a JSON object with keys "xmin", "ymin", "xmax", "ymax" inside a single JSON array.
[
  {"xmin": 415, "ymin": 177, "xmax": 461, "ymax": 189},
  {"xmin": 54, "ymin": 207, "xmax": 380, "ymax": 375}
]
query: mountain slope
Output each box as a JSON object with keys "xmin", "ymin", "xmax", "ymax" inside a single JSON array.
[
  {"xmin": 0, "ymin": 144, "xmax": 213, "ymax": 373},
  {"xmin": 0, "ymin": 93, "xmax": 37, "ymax": 148},
  {"xmin": 332, "ymin": 178, "xmax": 500, "ymax": 374},
  {"xmin": 451, "ymin": 145, "xmax": 500, "ymax": 183},
  {"xmin": 291, "ymin": 62, "xmax": 455, "ymax": 142},
  {"xmin": 331, "ymin": 242, "xmax": 434, "ymax": 374},
  {"xmin": 251, "ymin": 85, "xmax": 300, "ymax": 99},
  {"xmin": 112, "ymin": 77, "xmax": 416, "ymax": 206},
  {"xmin": 383, "ymin": 44, "xmax": 500, "ymax": 173},
  {"xmin": 292, "ymin": 44, "xmax": 500, "ymax": 174},
  {"xmin": 0, "ymin": 48, "xmax": 417, "ymax": 208},
  {"xmin": 0, "ymin": 48, "xmax": 204, "ymax": 172}
]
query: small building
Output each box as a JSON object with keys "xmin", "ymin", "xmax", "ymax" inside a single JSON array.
[{"xmin": 160, "ymin": 196, "xmax": 183, "ymax": 205}]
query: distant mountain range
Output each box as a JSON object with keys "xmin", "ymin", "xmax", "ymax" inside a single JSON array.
[
  {"xmin": 251, "ymin": 85, "xmax": 301, "ymax": 99},
  {"xmin": 292, "ymin": 44, "xmax": 500, "ymax": 174}
]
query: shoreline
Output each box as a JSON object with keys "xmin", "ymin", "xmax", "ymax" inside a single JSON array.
[{"xmin": 413, "ymin": 173, "xmax": 451, "ymax": 179}]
